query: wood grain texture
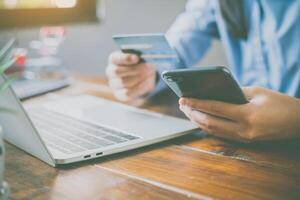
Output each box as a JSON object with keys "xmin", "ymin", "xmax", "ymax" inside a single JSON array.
[
  {"xmin": 5, "ymin": 75, "xmax": 300, "ymax": 200},
  {"xmin": 97, "ymin": 139, "xmax": 300, "ymax": 200},
  {"xmin": 6, "ymin": 143, "xmax": 205, "ymax": 200}
]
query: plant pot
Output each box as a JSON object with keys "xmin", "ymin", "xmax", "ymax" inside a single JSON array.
[{"xmin": 0, "ymin": 126, "xmax": 9, "ymax": 200}]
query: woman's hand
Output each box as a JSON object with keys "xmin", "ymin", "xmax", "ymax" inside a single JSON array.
[
  {"xmin": 179, "ymin": 87, "xmax": 300, "ymax": 142},
  {"xmin": 106, "ymin": 51, "xmax": 156, "ymax": 101}
]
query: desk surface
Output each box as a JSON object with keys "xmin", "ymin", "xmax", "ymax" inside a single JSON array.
[{"xmin": 5, "ymin": 75, "xmax": 300, "ymax": 200}]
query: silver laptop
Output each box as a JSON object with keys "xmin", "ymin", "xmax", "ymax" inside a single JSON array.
[{"xmin": 0, "ymin": 75, "xmax": 198, "ymax": 167}]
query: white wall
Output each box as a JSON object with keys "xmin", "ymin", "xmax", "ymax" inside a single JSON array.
[{"xmin": 0, "ymin": 0, "xmax": 228, "ymax": 75}]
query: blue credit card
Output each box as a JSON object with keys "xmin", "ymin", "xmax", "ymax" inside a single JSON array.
[{"xmin": 113, "ymin": 33, "xmax": 180, "ymax": 69}]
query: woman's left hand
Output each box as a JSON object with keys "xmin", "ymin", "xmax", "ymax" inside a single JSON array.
[{"xmin": 179, "ymin": 87, "xmax": 300, "ymax": 142}]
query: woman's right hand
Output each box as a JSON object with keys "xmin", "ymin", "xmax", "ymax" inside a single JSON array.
[{"xmin": 106, "ymin": 51, "xmax": 157, "ymax": 101}]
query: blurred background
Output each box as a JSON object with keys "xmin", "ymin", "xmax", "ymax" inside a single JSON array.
[{"xmin": 0, "ymin": 0, "xmax": 227, "ymax": 75}]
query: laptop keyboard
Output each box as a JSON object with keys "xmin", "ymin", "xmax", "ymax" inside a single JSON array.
[{"xmin": 27, "ymin": 108, "xmax": 140, "ymax": 154}]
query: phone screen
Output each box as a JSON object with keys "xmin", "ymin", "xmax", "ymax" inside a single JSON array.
[{"xmin": 163, "ymin": 68, "xmax": 248, "ymax": 104}]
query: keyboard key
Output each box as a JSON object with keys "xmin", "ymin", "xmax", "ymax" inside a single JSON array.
[
  {"xmin": 104, "ymin": 135, "xmax": 127, "ymax": 143},
  {"xmin": 108, "ymin": 131, "xmax": 139, "ymax": 140},
  {"xmin": 81, "ymin": 134, "xmax": 113, "ymax": 146},
  {"xmin": 42, "ymin": 127, "xmax": 100, "ymax": 150},
  {"xmin": 40, "ymin": 131, "xmax": 84, "ymax": 153},
  {"xmin": 46, "ymin": 142, "xmax": 72, "ymax": 154},
  {"xmin": 120, "ymin": 134, "xmax": 140, "ymax": 140}
]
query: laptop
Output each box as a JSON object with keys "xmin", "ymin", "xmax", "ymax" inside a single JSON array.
[
  {"xmin": 0, "ymin": 75, "xmax": 198, "ymax": 167},
  {"xmin": 11, "ymin": 75, "xmax": 72, "ymax": 100},
  {"xmin": 1, "ymin": 38, "xmax": 72, "ymax": 100}
]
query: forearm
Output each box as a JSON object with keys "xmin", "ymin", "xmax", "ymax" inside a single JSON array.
[
  {"xmin": 289, "ymin": 98, "xmax": 300, "ymax": 137},
  {"xmin": 166, "ymin": 0, "xmax": 218, "ymax": 68}
]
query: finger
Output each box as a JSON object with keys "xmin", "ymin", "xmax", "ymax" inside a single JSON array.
[
  {"xmin": 109, "ymin": 75, "xmax": 142, "ymax": 89},
  {"xmin": 113, "ymin": 73, "xmax": 154, "ymax": 101},
  {"xmin": 109, "ymin": 51, "xmax": 139, "ymax": 66},
  {"xmin": 180, "ymin": 105, "xmax": 245, "ymax": 142},
  {"xmin": 106, "ymin": 64, "xmax": 138, "ymax": 78},
  {"xmin": 242, "ymin": 86, "xmax": 263, "ymax": 100},
  {"xmin": 108, "ymin": 63, "xmax": 155, "ymax": 89},
  {"xmin": 180, "ymin": 105, "xmax": 239, "ymax": 135},
  {"xmin": 179, "ymin": 98, "xmax": 245, "ymax": 121},
  {"xmin": 106, "ymin": 63, "xmax": 151, "ymax": 78},
  {"xmin": 125, "ymin": 73, "xmax": 154, "ymax": 98}
]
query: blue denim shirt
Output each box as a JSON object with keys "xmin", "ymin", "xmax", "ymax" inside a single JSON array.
[{"xmin": 155, "ymin": 0, "xmax": 300, "ymax": 97}]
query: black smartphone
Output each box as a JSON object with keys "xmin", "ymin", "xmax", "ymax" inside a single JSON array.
[{"xmin": 162, "ymin": 66, "xmax": 248, "ymax": 104}]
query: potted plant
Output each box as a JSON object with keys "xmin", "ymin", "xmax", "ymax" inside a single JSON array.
[{"xmin": 0, "ymin": 58, "xmax": 16, "ymax": 200}]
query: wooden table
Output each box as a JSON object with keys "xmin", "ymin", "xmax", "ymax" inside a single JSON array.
[{"xmin": 5, "ymin": 75, "xmax": 300, "ymax": 200}]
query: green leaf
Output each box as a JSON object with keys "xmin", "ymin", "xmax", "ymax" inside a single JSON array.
[
  {"xmin": 0, "ymin": 56, "xmax": 17, "ymax": 114},
  {"xmin": 0, "ymin": 38, "xmax": 15, "ymax": 60},
  {"xmin": 0, "ymin": 58, "xmax": 16, "ymax": 74},
  {"xmin": 0, "ymin": 79, "xmax": 17, "ymax": 114},
  {"xmin": 0, "ymin": 78, "xmax": 14, "ymax": 93},
  {"xmin": 0, "ymin": 106, "xmax": 16, "ymax": 114}
]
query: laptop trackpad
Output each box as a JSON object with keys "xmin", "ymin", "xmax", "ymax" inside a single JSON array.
[
  {"xmin": 44, "ymin": 96, "xmax": 164, "ymax": 133},
  {"xmin": 82, "ymin": 105, "xmax": 161, "ymax": 129}
]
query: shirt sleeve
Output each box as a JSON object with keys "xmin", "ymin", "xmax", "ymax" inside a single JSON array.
[{"xmin": 151, "ymin": 0, "xmax": 220, "ymax": 95}]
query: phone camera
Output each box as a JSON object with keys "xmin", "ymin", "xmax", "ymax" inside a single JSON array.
[{"xmin": 166, "ymin": 76, "xmax": 183, "ymax": 82}]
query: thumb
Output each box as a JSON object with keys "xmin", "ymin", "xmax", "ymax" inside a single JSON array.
[{"xmin": 242, "ymin": 87, "xmax": 261, "ymax": 100}]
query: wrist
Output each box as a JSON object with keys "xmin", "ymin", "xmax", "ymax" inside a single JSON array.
[{"xmin": 290, "ymin": 98, "xmax": 300, "ymax": 137}]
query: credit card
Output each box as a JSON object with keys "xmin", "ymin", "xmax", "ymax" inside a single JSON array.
[{"xmin": 113, "ymin": 33, "xmax": 180, "ymax": 68}]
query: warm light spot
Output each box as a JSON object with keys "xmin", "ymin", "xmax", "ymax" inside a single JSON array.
[
  {"xmin": 53, "ymin": 0, "xmax": 77, "ymax": 8},
  {"xmin": 3, "ymin": 0, "xmax": 18, "ymax": 9}
]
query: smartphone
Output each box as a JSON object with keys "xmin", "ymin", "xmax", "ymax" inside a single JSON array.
[{"xmin": 162, "ymin": 66, "xmax": 248, "ymax": 104}]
